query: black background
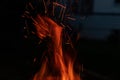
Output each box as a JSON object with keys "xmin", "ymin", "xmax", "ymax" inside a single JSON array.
[{"xmin": 0, "ymin": 0, "xmax": 32, "ymax": 80}]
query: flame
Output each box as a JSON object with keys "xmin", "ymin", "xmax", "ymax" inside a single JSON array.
[{"xmin": 32, "ymin": 14, "xmax": 80, "ymax": 80}]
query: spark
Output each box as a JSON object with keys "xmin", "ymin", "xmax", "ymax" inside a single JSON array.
[
  {"xmin": 66, "ymin": 17, "xmax": 76, "ymax": 21},
  {"xmin": 38, "ymin": 40, "xmax": 42, "ymax": 44},
  {"xmin": 25, "ymin": 21, "xmax": 27, "ymax": 29},
  {"xmin": 52, "ymin": 2, "xmax": 66, "ymax": 21},
  {"xmin": 66, "ymin": 25, "xmax": 72, "ymax": 31},
  {"xmin": 61, "ymin": 7, "xmax": 66, "ymax": 21},
  {"xmin": 60, "ymin": 23, "xmax": 66, "ymax": 28},
  {"xmin": 34, "ymin": 58, "xmax": 37, "ymax": 62},
  {"xmin": 22, "ymin": 11, "xmax": 31, "ymax": 19},
  {"xmin": 25, "ymin": 11, "xmax": 30, "ymax": 15},
  {"xmin": 52, "ymin": 2, "xmax": 66, "ymax": 19},
  {"xmin": 24, "ymin": 35, "xmax": 28, "ymax": 39},
  {"xmin": 31, "ymin": 17, "xmax": 38, "ymax": 24},
  {"xmin": 28, "ymin": 2, "xmax": 34, "ymax": 10},
  {"xmin": 53, "ymin": 2, "xmax": 66, "ymax": 9},
  {"xmin": 24, "ymin": 27, "xmax": 27, "ymax": 29},
  {"xmin": 43, "ymin": 0, "xmax": 47, "ymax": 14},
  {"xmin": 59, "ymin": 8, "xmax": 63, "ymax": 18},
  {"xmin": 31, "ymin": 31, "xmax": 35, "ymax": 34}
]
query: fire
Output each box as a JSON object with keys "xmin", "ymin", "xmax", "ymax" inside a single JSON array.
[{"xmin": 31, "ymin": 14, "xmax": 80, "ymax": 80}]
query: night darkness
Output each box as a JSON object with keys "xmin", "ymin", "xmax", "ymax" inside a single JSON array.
[
  {"xmin": 0, "ymin": 0, "xmax": 31, "ymax": 80},
  {"xmin": 0, "ymin": 0, "xmax": 120, "ymax": 80}
]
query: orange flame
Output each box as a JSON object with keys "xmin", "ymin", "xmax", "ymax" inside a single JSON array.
[{"xmin": 32, "ymin": 14, "xmax": 80, "ymax": 80}]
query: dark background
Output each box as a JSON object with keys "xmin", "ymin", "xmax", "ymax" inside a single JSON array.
[
  {"xmin": 0, "ymin": 0, "xmax": 30, "ymax": 80},
  {"xmin": 0, "ymin": 0, "xmax": 120, "ymax": 80}
]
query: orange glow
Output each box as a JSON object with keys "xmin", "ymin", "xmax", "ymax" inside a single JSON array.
[{"xmin": 32, "ymin": 14, "xmax": 80, "ymax": 80}]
